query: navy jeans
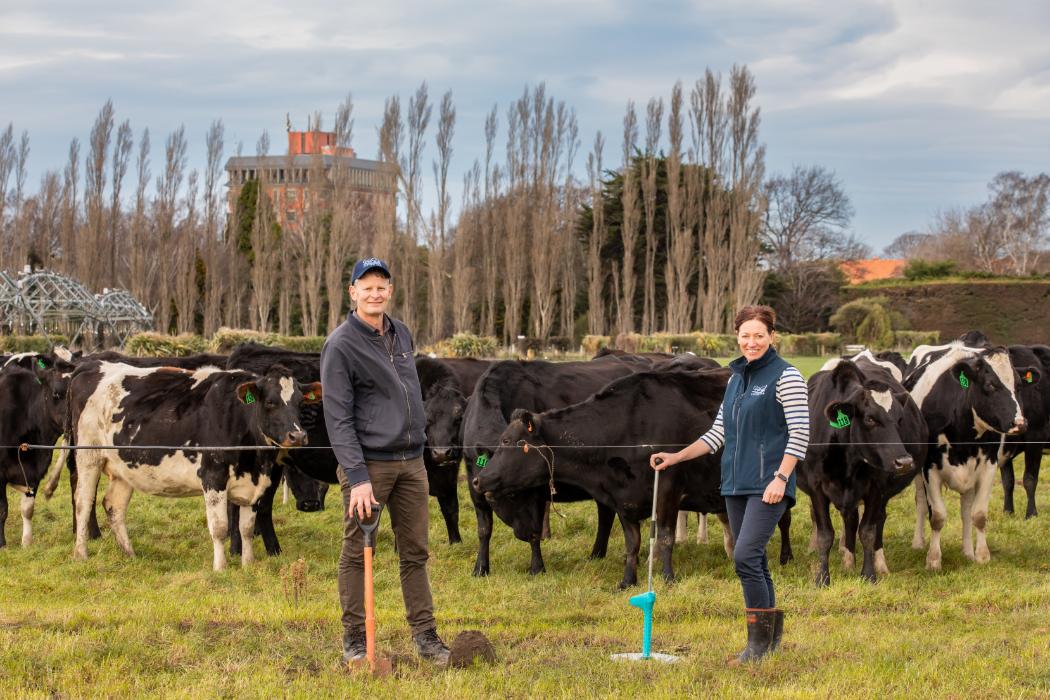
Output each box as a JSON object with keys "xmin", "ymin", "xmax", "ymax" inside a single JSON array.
[{"xmin": 725, "ymin": 495, "xmax": 787, "ymax": 609}]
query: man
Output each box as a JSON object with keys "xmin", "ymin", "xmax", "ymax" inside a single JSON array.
[{"xmin": 320, "ymin": 257, "xmax": 450, "ymax": 666}]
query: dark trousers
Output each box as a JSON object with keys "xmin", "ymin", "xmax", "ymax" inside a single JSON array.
[
  {"xmin": 337, "ymin": 456, "xmax": 436, "ymax": 635},
  {"xmin": 725, "ymin": 495, "xmax": 787, "ymax": 609}
]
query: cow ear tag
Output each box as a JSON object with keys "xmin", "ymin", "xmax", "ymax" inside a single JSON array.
[
  {"xmin": 306, "ymin": 391, "xmax": 315, "ymax": 401},
  {"xmin": 527, "ymin": 422, "xmax": 533, "ymax": 433},
  {"xmin": 523, "ymin": 443, "xmax": 530, "ymax": 454},
  {"xmin": 958, "ymin": 372, "xmax": 970, "ymax": 389},
  {"xmin": 475, "ymin": 454, "xmax": 488, "ymax": 468},
  {"xmin": 1024, "ymin": 371, "xmax": 1034, "ymax": 384},
  {"xmin": 829, "ymin": 410, "xmax": 851, "ymax": 430},
  {"xmin": 244, "ymin": 390, "xmax": 256, "ymax": 405},
  {"xmin": 36, "ymin": 358, "xmax": 46, "ymax": 370}
]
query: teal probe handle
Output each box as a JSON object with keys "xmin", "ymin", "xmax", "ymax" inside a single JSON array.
[{"xmin": 629, "ymin": 591, "xmax": 656, "ymax": 659}]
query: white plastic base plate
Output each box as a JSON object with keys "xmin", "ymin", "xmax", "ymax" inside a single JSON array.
[{"xmin": 610, "ymin": 652, "xmax": 681, "ymax": 663}]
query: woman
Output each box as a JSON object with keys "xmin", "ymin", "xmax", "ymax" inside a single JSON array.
[{"xmin": 650, "ymin": 305, "xmax": 809, "ymax": 664}]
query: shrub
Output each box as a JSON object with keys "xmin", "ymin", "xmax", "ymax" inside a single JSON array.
[
  {"xmin": 207, "ymin": 327, "xmax": 325, "ymax": 354},
  {"xmin": 124, "ymin": 332, "xmax": 208, "ymax": 357},
  {"xmin": 438, "ymin": 332, "xmax": 499, "ymax": 358},
  {"xmin": 0, "ymin": 334, "xmax": 70, "ymax": 353},
  {"xmin": 904, "ymin": 259, "xmax": 957, "ymax": 280},
  {"xmin": 581, "ymin": 335, "xmax": 612, "ymax": 355},
  {"xmin": 776, "ymin": 333, "xmax": 843, "ymax": 356},
  {"xmin": 892, "ymin": 330, "xmax": 940, "ymax": 349}
]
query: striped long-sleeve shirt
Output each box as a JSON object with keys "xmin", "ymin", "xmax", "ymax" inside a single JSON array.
[{"xmin": 698, "ymin": 366, "xmax": 810, "ymax": 460}]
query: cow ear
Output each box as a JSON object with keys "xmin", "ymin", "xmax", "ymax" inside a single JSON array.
[
  {"xmin": 301, "ymin": 381, "xmax": 323, "ymax": 404},
  {"xmin": 1018, "ymin": 366, "xmax": 1041, "ymax": 386},
  {"xmin": 950, "ymin": 359, "xmax": 978, "ymax": 389},
  {"xmin": 518, "ymin": 410, "xmax": 537, "ymax": 433},
  {"xmin": 825, "ymin": 401, "xmax": 855, "ymax": 429},
  {"xmin": 236, "ymin": 381, "xmax": 260, "ymax": 405}
]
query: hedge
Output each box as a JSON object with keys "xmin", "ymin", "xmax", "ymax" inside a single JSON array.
[{"xmin": 0, "ymin": 334, "xmax": 70, "ymax": 353}]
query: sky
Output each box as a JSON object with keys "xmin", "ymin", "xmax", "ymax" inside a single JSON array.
[{"xmin": 3, "ymin": 0, "xmax": 1050, "ymax": 253}]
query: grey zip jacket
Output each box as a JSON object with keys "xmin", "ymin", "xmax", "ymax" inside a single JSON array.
[{"xmin": 320, "ymin": 312, "xmax": 426, "ymax": 486}]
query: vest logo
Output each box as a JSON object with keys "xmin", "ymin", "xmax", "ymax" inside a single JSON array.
[{"xmin": 750, "ymin": 384, "xmax": 768, "ymax": 397}]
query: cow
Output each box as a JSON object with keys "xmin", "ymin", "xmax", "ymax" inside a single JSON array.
[
  {"xmin": 90, "ymin": 350, "xmax": 229, "ymax": 369},
  {"xmin": 0, "ymin": 360, "xmax": 70, "ymax": 548},
  {"xmin": 68, "ymin": 361, "xmax": 322, "ymax": 570},
  {"xmin": 225, "ymin": 344, "xmax": 333, "ymax": 556},
  {"xmin": 474, "ymin": 369, "xmax": 737, "ymax": 589},
  {"xmin": 798, "ymin": 351, "xmax": 927, "ymax": 585},
  {"xmin": 999, "ymin": 345, "xmax": 1050, "ymax": 518},
  {"xmin": 905, "ymin": 342, "xmax": 1035, "ymax": 569},
  {"xmin": 462, "ymin": 358, "xmax": 642, "ymax": 576}
]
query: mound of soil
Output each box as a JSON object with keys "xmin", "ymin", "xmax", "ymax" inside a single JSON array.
[{"xmin": 448, "ymin": 630, "xmax": 497, "ymax": 668}]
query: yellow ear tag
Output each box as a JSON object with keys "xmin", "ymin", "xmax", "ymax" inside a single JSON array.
[{"xmin": 523, "ymin": 443, "xmax": 530, "ymax": 454}]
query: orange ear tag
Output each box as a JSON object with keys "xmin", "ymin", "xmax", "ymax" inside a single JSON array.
[
  {"xmin": 527, "ymin": 423, "xmax": 533, "ymax": 432},
  {"xmin": 523, "ymin": 444, "xmax": 530, "ymax": 454}
]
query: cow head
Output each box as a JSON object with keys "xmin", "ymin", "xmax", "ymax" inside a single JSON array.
[
  {"xmin": 31, "ymin": 355, "xmax": 75, "ymax": 432},
  {"xmin": 951, "ymin": 352, "xmax": 1026, "ymax": 436},
  {"xmin": 284, "ymin": 462, "xmax": 329, "ymax": 512},
  {"xmin": 424, "ymin": 383, "xmax": 467, "ymax": 465},
  {"xmin": 472, "ymin": 409, "xmax": 550, "ymax": 496},
  {"xmin": 825, "ymin": 383, "xmax": 915, "ymax": 473},
  {"xmin": 237, "ymin": 368, "xmax": 323, "ymax": 448}
]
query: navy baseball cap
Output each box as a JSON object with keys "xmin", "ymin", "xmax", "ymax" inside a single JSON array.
[{"xmin": 350, "ymin": 257, "xmax": 391, "ymax": 284}]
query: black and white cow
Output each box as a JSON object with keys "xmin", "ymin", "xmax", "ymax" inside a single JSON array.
[
  {"xmin": 68, "ymin": 361, "xmax": 322, "ymax": 570},
  {"xmin": 0, "ymin": 360, "xmax": 70, "ymax": 547},
  {"xmin": 799, "ymin": 351, "xmax": 927, "ymax": 585},
  {"xmin": 905, "ymin": 342, "xmax": 1035, "ymax": 569},
  {"xmin": 999, "ymin": 344, "xmax": 1050, "ymax": 518}
]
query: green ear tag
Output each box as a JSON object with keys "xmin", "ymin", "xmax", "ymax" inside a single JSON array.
[
  {"xmin": 959, "ymin": 372, "xmax": 970, "ymax": 389},
  {"xmin": 829, "ymin": 410, "xmax": 851, "ymax": 430},
  {"xmin": 306, "ymin": 392, "xmax": 315, "ymax": 401},
  {"xmin": 1024, "ymin": 371, "xmax": 1034, "ymax": 384},
  {"xmin": 36, "ymin": 358, "xmax": 46, "ymax": 370},
  {"xmin": 245, "ymin": 390, "xmax": 256, "ymax": 405},
  {"xmin": 475, "ymin": 454, "xmax": 489, "ymax": 468}
]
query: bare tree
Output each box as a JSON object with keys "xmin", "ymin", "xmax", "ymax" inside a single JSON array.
[
  {"xmin": 154, "ymin": 126, "xmax": 188, "ymax": 332},
  {"xmin": 109, "ymin": 120, "xmax": 133, "ymax": 285},
  {"xmin": 27, "ymin": 171, "xmax": 64, "ymax": 267},
  {"xmin": 399, "ymin": 82, "xmax": 432, "ymax": 332},
  {"xmin": 619, "ymin": 102, "xmax": 639, "ymax": 333},
  {"xmin": 640, "ymin": 97, "xmax": 663, "ymax": 334},
  {"xmin": 375, "ymin": 95, "xmax": 402, "ymax": 267},
  {"xmin": 174, "ymin": 169, "xmax": 200, "ymax": 333},
  {"xmin": 325, "ymin": 94, "xmax": 359, "ymax": 333},
  {"xmin": 83, "ymin": 100, "xmax": 114, "ymax": 288},
  {"xmin": 987, "ymin": 171, "xmax": 1050, "ymax": 275},
  {"xmin": 664, "ymin": 83, "xmax": 694, "ymax": 333},
  {"xmin": 7, "ymin": 130, "xmax": 30, "ymax": 268},
  {"xmin": 501, "ymin": 94, "xmax": 530, "ymax": 342},
  {"xmin": 480, "ymin": 106, "xmax": 500, "ymax": 336},
  {"xmin": 249, "ymin": 132, "xmax": 278, "ymax": 331},
  {"xmin": 762, "ymin": 165, "xmax": 855, "ymax": 270},
  {"xmin": 60, "ymin": 138, "xmax": 81, "ymax": 276},
  {"xmin": 585, "ymin": 132, "xmax": 606, "ymax": 336},
  {"xmin": 426, "ymin": 89, "xmax": 455, "ymax": 341},
  {"xmin": 451, "ymin": 162, "xmax": 481, "ymax": 333},
  {"xmin": 202, "ymin": 119, "xmax": 225, "ymax": 335},
  {"xmin": 127, "ymin": 129, "xmax": 153, "ymax": 309},
  {"xmin": 0, "ymin": 125, "xmax": 14, "ymax": 253}
]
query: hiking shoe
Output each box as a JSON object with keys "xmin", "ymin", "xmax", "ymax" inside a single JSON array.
[
  {"xmin": 413, "ymin": 628, "xmax": 450, "ymax": 665},
  {"xmin": 342, "ymin": 627, "xmax": 367, "ymax": 664}
]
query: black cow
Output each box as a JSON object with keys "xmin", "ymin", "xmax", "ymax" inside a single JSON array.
[
  {"xmin": 474, "ymin": 369, "xmax": 735, "ymax": 589},
  {"xmin": 999, "ymin": 345, "xmax": 1050, "ymax": 518},
  {"xmin": 0, "ymin": 360, "xmax": 69, "ymax": 548},
  {"xmin": 799, "ymin": 352, "xmax": 927, "ymax": 585},
  {"xmin": 225, "ymin": 344, "xmax": 333, "ymax": 556},
  {"xmin": 68, "ymin": 360, "xmax": 322, "ymax": 569},
  {"xmin": 90, "ymin": 350, "xmax": 229, "ymax": 369},
  {"xmin": 462, "ymin": 358, "xmax": 641, "ymax": 576},
  {"xmin": 905, "ymin": 342, "xmax": 1034, "ymax": 569}
]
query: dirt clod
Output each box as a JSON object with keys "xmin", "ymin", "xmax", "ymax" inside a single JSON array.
[{"xmin": 448, "ymin": 630, "xmax": 497, "ymax": 668}]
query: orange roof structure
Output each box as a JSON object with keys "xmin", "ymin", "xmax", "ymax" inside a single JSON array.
[{"xmin": 840, "ymin": 259, "xmax": 906, "ymax": 285}]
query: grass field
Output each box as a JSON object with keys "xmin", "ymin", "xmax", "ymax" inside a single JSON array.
[{"xmin": 3, "ymin": 356, "xmax": 1050, "ymax": 698}]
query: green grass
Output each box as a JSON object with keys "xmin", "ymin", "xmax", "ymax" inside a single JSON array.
[{"xmin": 3, "ymin": 357, "xmax": 1050, "ymax": 698}]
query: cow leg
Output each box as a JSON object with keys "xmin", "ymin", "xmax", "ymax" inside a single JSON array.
[
  {"xmin": 436, "ymin": 488, "xmax": 462, "ymax": 545},
  {"xmin": 972, "ymin": 463, "xmax": 996, "ymax": 564},
  {"xmin": 228, "ymin": 501, "xmax": 243, "ymax": 557},
  {"xmin": 840, "ymin": 506, "xmax": 858, "ymax": 570},
  {"xmin": 858, "ymin": 499, "xmax": 884, "ymax": 583},
  {"xmin": 657, "ymin": 502, "xmax": 679, "ymax": 583},
  {"xmin": 618, "ymin": 514, "xmax": 641, "ymax": 590},
  {"xmin": 527, "ymin": 534, "xmax": 545, "ymax": 576},
  {"xmin": 959, "ymin": 488, "xmax": 976, "ymax": 560},
  {"xmin": 589, "ymin": 502, "xmax": 614, "ymax": 559},
  {"xmin": 808, "ymin": 529, "xmax": 818, "ymax": 553},
  {"xmin": 925, "ymin": 471, "xmax": 947, "ymax": 571},
  {"xmin": 778, "ymin": 506, "xmax": 794, "ymax": 565},
  {"xmin": 697, "ymin": 513, "xmax": 709, "ymax": 544},
  {"xmin": 203, "ymin": 489, "xmax": 230, "ymax": 571},
  {"xmin": 254, "ymin": 477, "xmax": 281, "ymax": 557},
  {"xmin": 102, "ymin": 478, "xmax": 136, "ymax": 557},
  {"xmin": 239, "ymin": 504, "xmax": 257, "ymax": 566},
  {"xmin": 810, "ymin": 491, "xmax": 834, "ymax": 587},
  {"xmin": 1000, "ymin": 457, "xmax": 1016, "ymax": 515},
  {"xmin": 675, "ymin": 511, "xmax": 689, "ymax": 543},
  {"xmin": 19, "ymin": 492, "xmax": 35, "ymax": 547},
  {"xmin": 541, "ymin": 502, "xmax": 552, "ymax": 540},
  {"xmin": 1023, "ymin": 446, "xmax": 1041, "ymax": 519},
  {"xmin": 874, "ymin": 508, "xmax": 890, "ymax": 575},
  {"xmin": 912, "ymin": 473, "xmax": 928, "ymax": 549},
  {"xmin": 0, "ymin": 484, "xmax": 8, "ymax": 549},
  {"xmin": 471, "ymin": 499, "xmax": 494, "ymax": 577},
  {"xmin": 73, "ymin": 455, "xmax": 104, "ymax": 561},
  {"xmin": 67, "ymin": 453, "xmax": 101, "ymax": 540},
  {"xmin": 717, "ymin": 511, "xmax": 735, "ymax": 558}
]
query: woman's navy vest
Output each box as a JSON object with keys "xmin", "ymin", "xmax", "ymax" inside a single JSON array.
[{"xmin": 720, "ymin": 347, "xmax": 797, "ymax": 505}]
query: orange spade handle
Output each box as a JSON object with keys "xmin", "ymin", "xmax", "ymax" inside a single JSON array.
[{"xmin": 364, "ymin": 545, "xmax": 376, "ymax": 669}]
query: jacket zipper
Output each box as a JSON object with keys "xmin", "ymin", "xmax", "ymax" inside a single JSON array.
[
  {"xmin": 731, "ymin": 370, "xmax": 752, "ymax": 496},
  {"xmin": 760, "ymin": 442, "xmax": 766, "ymax": 481}
]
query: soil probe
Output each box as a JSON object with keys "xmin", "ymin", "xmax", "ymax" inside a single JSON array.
[
  {"xmin": 349, "ymin": 504, "xmax": 394, "ymax": 677},
  {"xmin": 611, "ymin": 466, "xmax": 680, "ymax": 663}
]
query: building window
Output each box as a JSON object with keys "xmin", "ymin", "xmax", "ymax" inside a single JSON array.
[{"xmin": 286, "ymin": 210, "xmax": 297, "ymax": 223}]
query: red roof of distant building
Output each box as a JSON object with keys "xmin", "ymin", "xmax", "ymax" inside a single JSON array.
[{"xmin": 840, "ymin": 259, "xmax": 906, "ymax": 285}]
